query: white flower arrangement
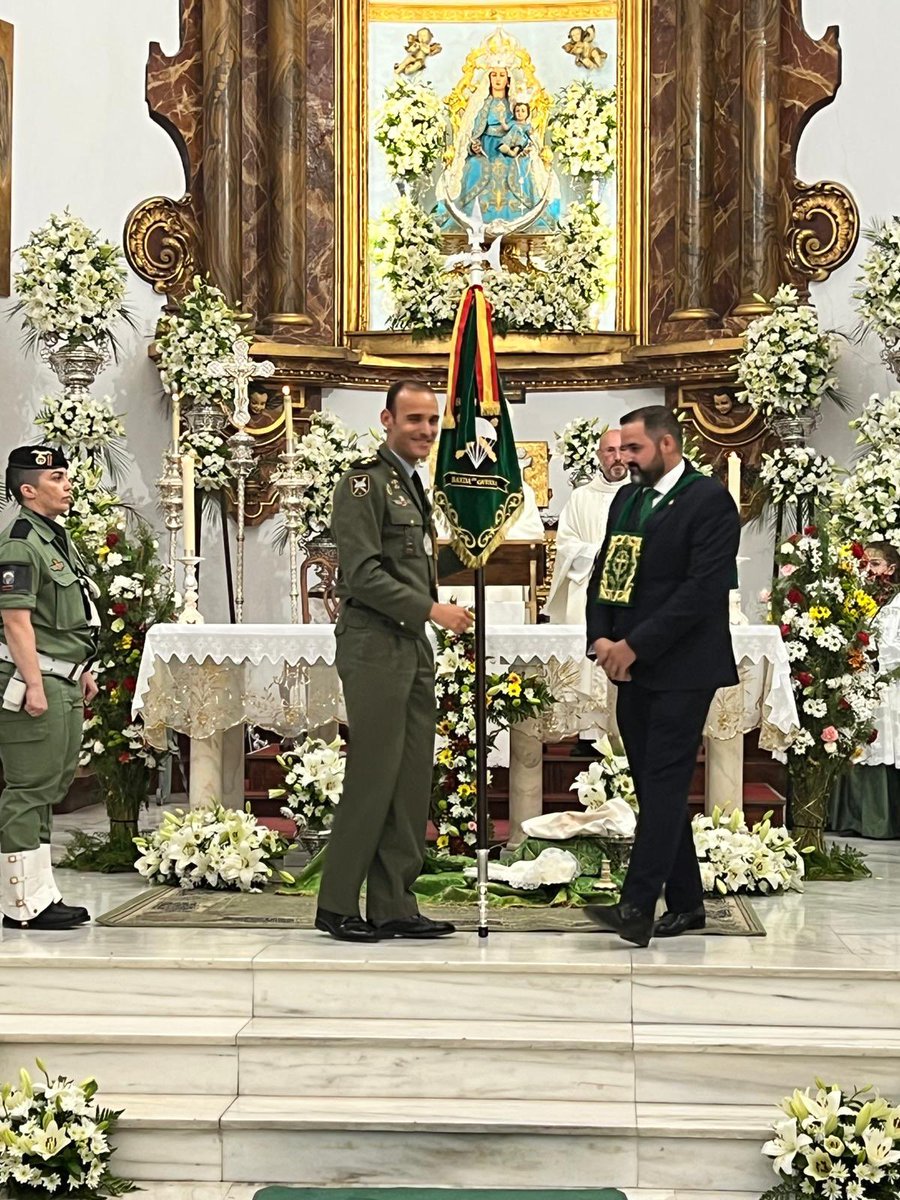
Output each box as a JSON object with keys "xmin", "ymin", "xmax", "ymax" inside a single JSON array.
[
  {"xmin": 35, "ymin": 390, "xmax": 126, "ymax": 468},
  {"xmin": 269, "ymin": 736, "xmax": 345, "ymax": 831},
  {"xmin": 374, "ymin": 76, "xmax": 447, "ymax": 183},
  {"xmin": 853, "ymin": 217, "xmax": 900, "ymax": 348},
  {"xmin": 692, "ymin": 806, "xmax": 805, "ymax": 895},
  {"xmin": 548, "ymin": 82, "xmax": 617, "ymax": 179},
  {"xmin": 292, "ymin": 411, "xmax": 366, "ymax": 538},
  {"xmin": 133, "ymin": 803, "xmax": 289, "ymax": 892},
  {"xmin": 12, "ymin": 210, "xmax": 129, "ymax": 351},
  {"xmin": 761, "ymin": 1081, "xmax": 900, "ymax": 1200},
  {"xmin": 0, "ymin": 1060, "xmax": 135, "ymax": 1198},
  {"xmin": 835, "ymin": 392, "xmax": 900, "ymax": 551},
  {"xmin": 555, "ymin": 416, "xmax": 604, "ymax": 480},
  {"xmin": 735, "ymin": 285, "xmax": 839, "ymax": 421},
  {"xmin": 371, "ymin": 195, "xmax": 615, "ymax": 335},
  {"xmin": 759, "ymin": 447, "xmax": 837, "ymax": 508},
  {"xmin": 179, "ymin": 428, "xmax": 234, "ymax": 492},
  {"xmin": 570, "ymin": 736, "xmax": 636, "ymax": 810},
  {"xmin": 155, "ymin": 275, "xmax": 247, "ymax": 409}
]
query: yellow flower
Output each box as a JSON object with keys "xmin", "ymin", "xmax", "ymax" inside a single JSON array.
[
  {"xmin": 854, "ymin": 590, "xmax": 878, "ymax": 619},
  {"xmin": 97, "ymin": 546, "xmax": 109, "ymax": 558},
  {"xmin": 118, "ymin": 634, "xmax": 133, "ymax": 651},
  {"xmin": 809, "ymin": 605, "xmax": 831, "ymax": 622},
  {"xmin": 508, "ymin": 683, "xmax": 522, "ymax": 697},
  {"xmin": 458, "ymin": 783, "xmax": 473, "ymax": 798},
  {"xmin": 508, "ymin": 673, "xmax": 521, "ymax": 685},
  {"xmin": 437, "ymin": 748, "xmax": 453, "ymax": 766},
  {"xmin": 436, "ymin": 835, "xmax": 449, "ymax": 849}
]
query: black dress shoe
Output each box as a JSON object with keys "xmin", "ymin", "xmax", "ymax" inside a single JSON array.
[
  {"xmin": 314, "ymin": 908, "xmax": 378, "ymax": 942},
  {"xmin": 3, "ymin": 903, "xmax": 90, "ymax": 931},
  {"xmin": 51, "ymin": 901, "xmax": 90, "ymax": 925},
  {"xmin": 583, "ymin": 901, "xmax": 654, "ymax": 948},
  {"xmin": 374, "ymin": 914, "xmax": 456, "ymax": 939},
  {"xmin": 654, "ymin": 905, "xmax": 706, "ymax": 938}
]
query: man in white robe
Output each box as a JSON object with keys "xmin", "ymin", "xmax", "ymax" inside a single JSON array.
[
  {"xmin": 543, "ymin": 428, "xmax": 628, "ymax": 624},
  {"xmin": 543, "ymin": 428, "xmax": 628, "ymax": 750}
]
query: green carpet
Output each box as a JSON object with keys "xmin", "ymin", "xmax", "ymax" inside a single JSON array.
[
  {"xmin": 97, "ymin": 886, "xmax": 763, "ymax": 935},
  {"xmin": 254, "ymin": 1190, "xmax": 627, "ymax": 1200}
]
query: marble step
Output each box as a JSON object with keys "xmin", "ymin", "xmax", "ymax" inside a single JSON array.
[
  {"xmin": 634, "ymin": 1023, "xmax": 900, "ymax": 1104},
  {"xmin": 128, "ymin": 1189, "xmax": 764, "ymax": 1200},
  {"xmin": 105, "ymin": 1093, "xmax": 777, "ymax": 1190},
  {"xmin": 237, "ymin": 1017, "xmax": 635, "ymax": 1101},
  {"xmin": 0, "ymin": 1015, "xmax": 246, "ymax": 1094}
]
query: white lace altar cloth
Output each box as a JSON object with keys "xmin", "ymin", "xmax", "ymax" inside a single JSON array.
[{"xmin": 134, "ymin": 623, "xmax": 798, "ymax": 749}]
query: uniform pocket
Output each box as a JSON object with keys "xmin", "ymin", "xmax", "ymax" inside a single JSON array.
[
  {"xmin": 0, "ymin": 705, "xmax": 49, "ymax": 743},
  {"xmin": 52, "ymin": 570, "xmax": 85, "ymax": 631}
]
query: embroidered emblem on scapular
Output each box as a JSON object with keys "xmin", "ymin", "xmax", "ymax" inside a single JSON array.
[
  {"xmin": 350, "ymin": 475, "xmax": 370, "ymax": 497},
  {"xmin": 598, "ymin": 533, "xmax": 643, "ymax": 606}
]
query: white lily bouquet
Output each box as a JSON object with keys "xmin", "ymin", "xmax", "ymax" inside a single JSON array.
[
  {"xmin": 835, "ymin": 391, "xmax": 900, "ymax": 550},
  {"xmin": 570, "ymin": 736, "xmax": 636, "ymax": 810},
  {"xmin": 374, "ymin": 75, "xmax": 446, "ymax": 184},
  {"xmin": 853, "ymin": 217, "xmax": 900, "ymax": 353},
  {"xmin": 155, "ymin": 275, "xmax": 247, "ymax": 410},
  {"xmin": 12, "ymin": 210, "xmax": 130, "ymax": 353},
  {"xmin": 178, "ymin": 427, "xmax": 234, "ymax": 492},
  {"xmin": 0, "ymin": 1060, "xmax": 135, "ymax": 1199},
  {"xmin": 269, "ymin": 736, "xmax": 345, "ymax": 832},
  {"xmin": 761, "ymin": 1081, "xmax": 900, "ymax": 1199},
  {"xmin": 548, "ymin": 81, "xmax": 617, "ymax": 180},
  {"xmin": 692, "ymin": 807, "xmax": 805, "ymax": 895},
  {"xmin": 735, "ymin": 284, "xmax": 839, "ymax": 422},
  {"xmin": 555, "ymin": 416, "xmax": 605, "ymax": 483},
  {"xmin": 759, "ymin": 447, "xmax": 837, "ymax": 508},
  {"xmin": 133, "ymin": 803, "xmax": 289, "ymax": 892},
  {"xmin": 292, "ymin": 411, "xmax": 367, "ymax": 539}
]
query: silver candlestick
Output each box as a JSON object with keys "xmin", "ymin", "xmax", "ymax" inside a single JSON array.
[
  {"xmin": 157, "ymin": 450, "xmax": 184, "ymax": 579},
  {"xmin": 271, "ymin": 447, "xmax": 309, "ymax": 624},
  {"xmin": 228, "ymin": 427, "xmax": 257, "ymax": 623},
  {"xmin": 177, "ymin": 555, "xmax": 205, "ymax": 625}
]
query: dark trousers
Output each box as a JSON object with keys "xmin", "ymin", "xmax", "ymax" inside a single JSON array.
[
  {"xmin": 318, "ymin": 625, "xmax": 436, "ymax": 924},
  {"xmin": 615, "ymin": 682, "xmax": 716, "ymax": 916}
]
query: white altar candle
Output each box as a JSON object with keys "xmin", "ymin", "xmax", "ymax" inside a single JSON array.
[
  {"xmin": 181, "ymin": 453, "xmax": 196, "ymax": 558},
  {"xmin": 282, "ymin": 385, "xmax": 294, "ymax": 452},
  {"xmin": 171, "ymin": 391, "xmax": 180, "ymax": 454},
  {"xmin": 727, "ymin": 451, "xmax": 741, "ymax": 510}
]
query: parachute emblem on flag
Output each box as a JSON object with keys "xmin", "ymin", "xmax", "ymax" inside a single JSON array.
[{"xmin": 460, "ymin": 417, "xmax": 498, "ymax": 468}]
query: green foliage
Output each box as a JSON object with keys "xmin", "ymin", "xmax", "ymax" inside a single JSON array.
[{"xmin": 803, "ymin": 841, "xmax": 871, "ymax": 882}]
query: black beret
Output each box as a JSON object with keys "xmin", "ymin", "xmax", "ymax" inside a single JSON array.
[{"xmin": 5, "ymin": 446, "xmax": 69, "ymax": 502}]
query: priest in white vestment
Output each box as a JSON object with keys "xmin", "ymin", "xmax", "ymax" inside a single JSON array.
[
  {"xmin": 543, "ymin": 428, "xmax": 628, "ymax": 623},
  {"xmin": 543, "ymin": 427, "xmax": 628, "ymax": 748}
]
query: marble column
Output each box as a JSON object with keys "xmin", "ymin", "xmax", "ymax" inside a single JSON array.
[
  {"xmin": 266, "ymin": 0, "xmax": 313, "ymax": 326},
  {"xmin": 189, "ymin": 725, "xmax": 245, "ymax": 809},
  {"xmin": 201, "ymin": 0, "xmax": 243, "ymax": 306},
  {"xmin": 733, "ymin": 0, "xmax": 782, "ymax": 316},
  {"xmin": 705, "ymin": 732, "xmax": 745, "ymax": 816},
  {"xmin": 671, "ymin": 0, "xmax": 718, "ymax": 321},
  {"xmin": 507, "ymin": 721, "xmax": 544, "ymax": 847}
]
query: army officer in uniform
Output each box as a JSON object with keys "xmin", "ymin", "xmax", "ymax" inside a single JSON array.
[
  {"xmin": 316, "ymin": 381, "xmax": 473, "ymax": 942},
  {"xmin": 0, "ymin": 446, "xmax": 99, "ymax": 929}
]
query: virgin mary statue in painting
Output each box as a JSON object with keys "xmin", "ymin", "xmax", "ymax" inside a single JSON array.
[{"xmin": 438, "ymin": 30, "xmax": 560, "ymax": 233}]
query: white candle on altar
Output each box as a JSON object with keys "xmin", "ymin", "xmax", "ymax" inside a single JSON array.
[
  {"xmin": 171, "ymin": 392, "xmax": 180, "ymax": 454},
  {"xmin": 727, "ymin": 451, "xmax": 741, "ymax": 509},
  {"xmin": 282, "ymin": 385, "xmax": 294, "ymax": 452},
  {"xmin": 181, "ymin": 453, "xmax": 196, "ymax": 557}
]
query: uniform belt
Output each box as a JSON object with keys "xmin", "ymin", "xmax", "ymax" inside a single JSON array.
[{"xmin": 0, "ymin": 642, "xmax": 87, "ymax": 682}]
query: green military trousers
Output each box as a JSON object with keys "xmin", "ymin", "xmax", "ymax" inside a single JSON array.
[
  {"xmin": 318, "ymin": 618, "xmax": 437, "ymax": 924},
  {"xmin": 0, "ymin": 666, "xmax": 83, "ymax": 853}
]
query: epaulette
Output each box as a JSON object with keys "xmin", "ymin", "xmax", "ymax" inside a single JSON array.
[
  {"xmin": 9, "ymin": 518, "xmax": 32, "ymax": 540},
  {"xmin": 350, "ymin": 454, "xmax": 380, "ymax": 469}
]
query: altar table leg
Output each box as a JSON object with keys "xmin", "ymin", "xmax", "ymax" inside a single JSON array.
[
  {"xmin": 189, "ymin": 732, "xmax": 224, "ymax": 809},
  {"xmin": 507, "ymin": 722, "xmax": 544, "ymax": 847},
  {"xmin": 221, "ymin": 724, "xmax": 246, "ymax": 808},
  {"xmin": 704, "ymin": 733, "xmax": 744, "ymax": 815}
]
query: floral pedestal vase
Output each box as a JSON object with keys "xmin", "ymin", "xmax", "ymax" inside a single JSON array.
[
  {"xmin": 768, "ymin": 412, "xmax": 821, "ymax": 448},
  {"xmin": 789, "ymin": 764, "xmax": 837, "ymax": 855}
]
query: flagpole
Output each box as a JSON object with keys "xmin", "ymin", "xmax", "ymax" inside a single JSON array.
[{"xmin": 474, "ymin": 565, "xmax": 490, "ymax": 938}]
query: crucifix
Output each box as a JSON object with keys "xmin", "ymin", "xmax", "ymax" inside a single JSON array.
[{"xmin": 207, "ymin": 338, "xmax": 276, "ymax": 426}]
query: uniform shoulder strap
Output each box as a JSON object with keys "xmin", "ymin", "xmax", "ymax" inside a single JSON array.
[{"xmin": 9, "ymin": 518, "xmax": 32, "ymax": 540}]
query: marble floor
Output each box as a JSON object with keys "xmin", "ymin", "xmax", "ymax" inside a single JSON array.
[{"xmin": 2, "ymin": 802, "xmax": 895, "ymax": 1199}]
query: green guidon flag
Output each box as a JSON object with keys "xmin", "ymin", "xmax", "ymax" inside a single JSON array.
[{"xmin": 433, "ymin": 285, "xmax": 523, "ymax": 568}]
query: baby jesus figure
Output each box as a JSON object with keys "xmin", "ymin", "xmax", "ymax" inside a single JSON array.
[{"xmin": 498, "ymin": 101, "xmax": 534, "ymax": 158}]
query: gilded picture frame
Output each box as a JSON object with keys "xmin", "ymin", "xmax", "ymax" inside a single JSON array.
[{"xmin": 339, "ymin": 0, "xmax": 644, "ymax": 341}]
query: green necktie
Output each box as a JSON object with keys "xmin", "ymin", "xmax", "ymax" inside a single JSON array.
[{"xmin": 637, "ymin": 487, "xmax": 657, "ymax": 525}]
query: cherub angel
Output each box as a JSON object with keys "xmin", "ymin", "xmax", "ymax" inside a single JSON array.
[
  {"xmin": 394, "ymin": 27, "xmax": 442, "ymax": 76},
  {"xmin": 562, "ymin": 25, "xmax": 608, "ymax": 71}
]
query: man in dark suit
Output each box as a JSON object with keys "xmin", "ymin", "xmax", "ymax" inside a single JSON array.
[{"xmin": 584, "ymin": 405, "xmax": 740, "ymax": 947}]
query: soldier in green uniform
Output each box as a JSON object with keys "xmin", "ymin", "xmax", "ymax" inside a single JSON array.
[
  {"xmin": 315, "ymin": 382, "xmax": 473, "ymax": 942},
  {"xmin": 0, "ymin": 446, "xmax": 99, "ymax": 929}
]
